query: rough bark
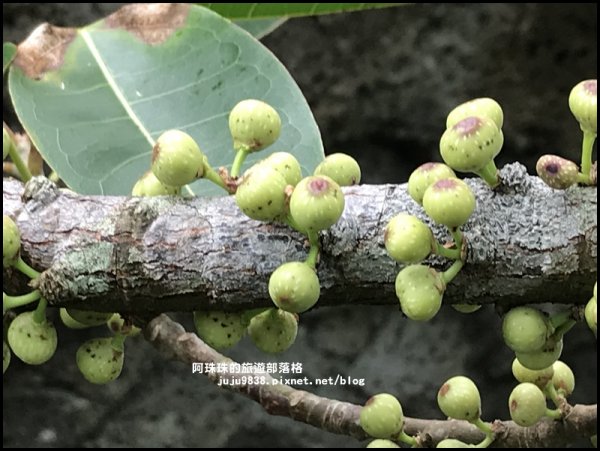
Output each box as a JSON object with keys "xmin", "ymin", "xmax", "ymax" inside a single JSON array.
[
  {"xmin": 2, "ymin": 163, "xmax": 597, "ymax": 313},
  {"xmin": 146, "ymin": 314, "xmax": 597, "ymax": 448}
]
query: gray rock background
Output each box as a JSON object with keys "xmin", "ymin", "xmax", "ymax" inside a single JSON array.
[{"xmin": 3, "ymin": 3, "xmax": 597, "ymax": 448}]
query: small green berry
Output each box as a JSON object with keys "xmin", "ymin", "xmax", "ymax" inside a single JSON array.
[
  {"xmin": 259, "ymin": 152, "xmax": 302, "ymax": 186},
  {"xmin": 3, "ymin": 128, "xmax": 11, "ymax": 161},
  {"xmin": 360, "ymin": 393, "xmax": 404, "ymax": 439},
  {"xmin": 66, "ymin": 309, "xmax": 113, "ymax": 326},
  {"xmin": 407, "ymin": 163, "xmax": 457, "ymax": 205},
  {"xmin": 366, "ymin": 439, "xmax": 400, "ymax": 448},
  {"xmin": 395, "ymin": 265, "xmax": 445, "ymax": 321},
  {"xmin": 3, "ymin": 215, "xmax": 21, "ymax": 268},
  {"xmin": 132, "ymin": 171, "xmax": 180, "ymax": 196},
  {"xmin": 508, "ymin": 382, "xmax": 547, "ymax": 427},
  {"xmin": 247, "ymin": 308, "xmax": 298, "ymax": 354},
  {"xmin": 151, "ymin": 129, "xmax": 205, "ymax": 187},
  {"xmin": 440, "ymin": 116, "xmax": 503, "ymax": 172},
  {"xmin": 591, "ymin": 435, "xmax": 597, "ymax": 447},
  {"xmin": 502, "ymin": 307, "xmax": 550, "ymax": 353},
  {"xmin": 551, "ymin": 360, "xmax": 575, "ymax": 397},
  {"xmin": 193, "ymin": 310, "xmax": 247, "ymax": 350},
  {"xmin": 59, "ymin": 308, "xmax": 90, "ymax": 329},
  {"xmin": 269, "ymin": 262, "xmax": 320, "ymax": 313},
  {"xmin": 515, "ymin": 339, "xmax": 563, "ymax": 371},
  {"xmin": 229, "ymin": 99, "xmax": 281, "ymax": 152},
  {"xmin": 446, "ymin": 97, "xmax": 504, "ymax": 129},
  {"xmin": 593, "ymin": 282, "xmax": 597, "ymax": 300},
  {"xmin": 289, "ymin": 175, "xmax": 345, "ymax": 233},
  {"xmin": 536, "ymin": 155, "xmax": 579, "ymax": 190},
  {"xmin": 7, "ymin": 311, "xmax": 57, "ymax": 365},
  {"xmin": 452, "ymin": 304, "xmax": 482, "ymax": 314},
  {"xmin": 585, "ymin": 297, "xmax": 597, "ymax": 336},
  {"xmin": 569, "ymin": 79, "xmax": 597, "ymax": 134},
  {"xmin": 384, "ymin": 213, "xmax": 433, "ymax": 263},
  {"xmin": 235, "ymin": 165, "xmax": 288, "ymax": 221},
  {"xmin": 76, "ymin": 337, "xmax": 124, "ymax": 384},
  {"xmin": 3, "ymin": 340, "xmax": 10, "ymax": 374},
  {"xmin": 107, "ymin": 313, "xmax": 141, "ymax": 337},
  {"xmin": 314, "ymin": 153, "xmax": 361, "ymax": 187},
  {"xmin": 422, "ymin": 178, "xmax": 476, "ymax": 228},
  {"xmin": 436, "ymin": 439, "xmax": 472, "ymax": 448},
  {"xmin": 437, "ymin": 376, "xmax": 481, "ymax": 421},
  {"xmin": 511, "ymin": 358, "xmax": 554, "ymax": 389}
]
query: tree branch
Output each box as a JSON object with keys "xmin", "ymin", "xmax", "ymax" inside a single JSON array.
[
  {"xmin": 3, "ymin": 162, "xmax": 597, "ymax": 313},
  {"xmin": 145, "ymin": 314, "xmax": 597, "ymax": 448}
]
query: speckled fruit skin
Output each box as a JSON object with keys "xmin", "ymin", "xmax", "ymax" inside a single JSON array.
[
  {"xmin": 440, "ymin": 116, "xmax": 503, "ymax": 172},
  {"xmin": 384, "ymin": 213, "xmax": 433, "ymax": 263},
  {"xmin": 360, "ymin": 393, "xmax": 404, "ymax": 439},
  {"xmin": 193, "ymin": 310, "xmax": 247, "ymax": 350},
  {"xmin": 536, "ymin": 155, "xmax": 579, "ymax": 190},
  {"xmin": 508, "ymin": 382, "xmax": 547, "ymax": 427},
  {"xmin": 289, "ymin": 175, "xmax": 345, "ymax": 233},
  {"xmin": 511, "ymin": 358, "xmax": 554, "ymax": 389},
  {"xmin": 132, "ymin": 171, "xmax": 180, "ymax": 196},
  {"xmin": 228, "ymin": 99, "xmax": 281, "ymax": 152},
  {"xmin": 367, "ymin": 439, "xmax": 400, "ymax": 448},
  {"xmin": 407, "ymin": 162, "xmax": 457, "ymax": 205},
  {"xmin": 4, "ymin": 340, "xmax": 11, "ymax": 374},
  {"xmin": 7, "ymin": 311, "xmax": 57, "ymax": 365},
  {"xmin": 259, "ymin": 152, "xmax": 302, "ymax": 186},
  {"xmin": 235, "ymin": 165, "xmax": 288, "ymax": 221},
  {"xmin": 515, "ymin": 339, "xmax": 563, "ymax": 370},
  {"xmin": 313, "ymin": 153, "xmax": 361, "ymax": 187},
  {"xmin": 437, "ymin": 376, "xmax": 482, "ymax": 421},
  {"xmin": 502, "ymin": 307, "xmax": 550, "ymax": 353},
  {"xmin": 436, "ymin": 439, "xmax": 472, "ymax": 448},
  {"xmin": 395, "ymin": 265, "xmax": 445, "ymax": 321},
  {"xmin": 76, "ymin": 338, "xmax": 124, "ymax": 384},
  {"xmin": 446, "ymin": 97, "xmax": 504, "ymax": 129},
  {"xmin": 585, "ymin": 297, "xmax": 597, "ymax": 336},
  {"xmin": 422, "ymin": 178, "xmax": 476, "ymax": 228},
  {"xmin": 3, "ymin": 215, "xmax": 21, "ymax": 267},
  {"xmin": 59, "ymin": 308, "xmax": 90, "ymax": 329},
  {"xmin": 569, "ymin": 79, "xmax": 597, "ymax": 134},
  {"xmin": 268, "ymin": 262, "xmax": 320, "ymax": 313},
  {"xmin": 551, "ymin": 360, "xmax": 575, "ymax": 396},
  {"xmin": 151, "ymin": 129, "xmax": 205, "ymax": 187},
  {"xmin": 66, "ymin": 309, "xmax": 113, "ymax": 327},
  {"xmin": 247, "ymin": 309, "xmax": 298, "ymax": 354}
]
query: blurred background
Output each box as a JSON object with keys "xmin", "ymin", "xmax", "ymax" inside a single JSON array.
[{"xmin": 3, "ymin": 3, "xmax": 597, "ymax": 448}]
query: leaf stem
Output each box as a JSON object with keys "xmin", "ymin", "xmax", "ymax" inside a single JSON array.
[
  {"xmin": 3, "ymin": 290, "xmax": 41, "ymax": 310},
  {"xmin": 6, "ymin": 133, "xmax": 32, "ymax": 181}
]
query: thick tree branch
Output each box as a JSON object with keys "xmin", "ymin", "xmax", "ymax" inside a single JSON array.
[
  {"xmin": 3, "ymin": 163, "xmax": 597, "ymax": 313},
  {"xmin": 145, "ymin": 314, "xmax": 597, "ymax": 448}
]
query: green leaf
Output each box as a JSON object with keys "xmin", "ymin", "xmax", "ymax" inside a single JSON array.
[
  {"xmin": 200, "ymin": 3, "xmax": 402, "ymax": 19},
  {"xmin": 3, "ymin": 42, "xmax": 17, "ymax": 75},
  {"xmin": 9, "ymin": 4, "xmax": 323, "ymax": 196},
  {"xmin": 234, "ymin": 18, "xmax": 288, "ymax": 39}
]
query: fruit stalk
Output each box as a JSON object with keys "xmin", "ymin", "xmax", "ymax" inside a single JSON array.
[
  {"xmin": 305, "ymin": 231, "xmax": 320, "ymax": 269},
  {"xmin": 230, "ymin": 148, "xmax": 249, "ymax": 178},
  {"xmin": 6, "ymin": 131, "xmax": 32, "ymax": 182},
  {"xmin": 474, "ymin": 160, "xmax": 500, "ymax": 188},
  {"xmin": 32, "ymin": 296, "xmax": 48, "ymax": 324},
  {"xmin": 581, "ymin": 130, "xmax": 596, "ymax": 182},
  {"xmin": 3, "ymin": 290, "xmax": 41, "ymax": 310},
  {"xmin": 396, "ymin": 431, "xmax": 416, "ymax": 446},
  {"xmin": 14, "ymin": 257, "xmax": 41, "ymax": 279}
]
